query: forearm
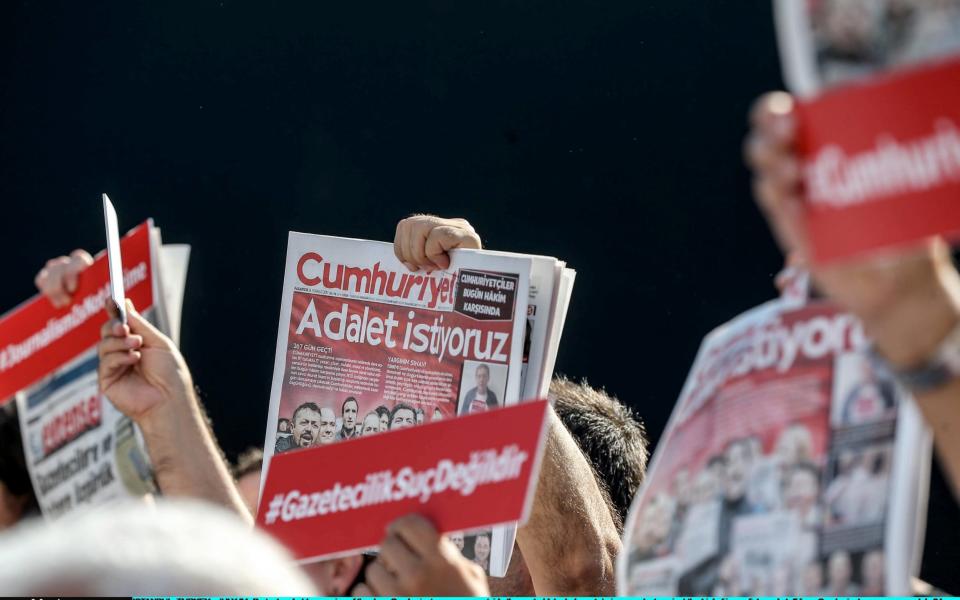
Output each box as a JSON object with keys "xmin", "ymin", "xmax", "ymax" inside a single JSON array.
[
  {"xmin": 517, "ymin": 408, "xmax": 620, "ymax": 595},
  {"xmin": 138, "ymin": 391, "xmax": 251, "ymax": 523},
  {"xmin": 866, "ymin": 254, "xmax": 960, "ymax": 499}
]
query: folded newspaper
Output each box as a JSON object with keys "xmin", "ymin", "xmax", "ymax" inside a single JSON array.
[
  {"xmin": 260, "ymin": 232, "xmax": 573, "ymax": 576},
  {"xmin": 0, "ymin": 217, "xmax": 189, "ymax": 520},
  {"xmin": 618, "ymin": 281, "xmax": 931, "ymax": 596}
]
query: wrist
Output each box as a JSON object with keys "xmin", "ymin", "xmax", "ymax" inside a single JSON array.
[{"xmin": 865, "ymin": 255, "xmax": 960, "ymax": 368}]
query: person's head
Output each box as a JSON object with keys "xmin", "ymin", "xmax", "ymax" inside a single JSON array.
[
  {"xmin": 231, "ymin": 447, "xmax": 264, "ymax": 516},
  {"xmin": 0, "ymin": 499, "xmax": 317, "ymax": 595},
  {"xmin": 473, "ymin": 533, "xmax": 490, "ymax": 563},
  {"xmin": 474, "ymin": 364, "xmax": 490, "ymax": 391},
  {"xmin": 827, "ymin": 550, "xmax": 852, "ymax": 591},
  {"xmin": 278, "ymin": 418, "xmax": 291, "ymax": 434},
  {"xmin": 0, "ymin": 402, "xmax": 39, "ymax": 530},
  {"xmin": 375, "ymin": 406, "xmax": 390, "ymax": 432},
  {"xmin": 415, "ymin": 408, "xmax": 424, "ymax": 425},
  {"xmin": 861, "ymin": 549, "xmax": 884, "ymax": 593},
  {"xmin": 432, "ymin": 407, "xmax": 443, "ymax": 421},
  {"xmin": 291, "ymin": 402, "xmax": 323, "ymax": 448},
  {"xmin": 389, "ymin": 403, "xmax": 416, "ymax": 429},
  {"xmin": 549, "ymin": 376, "xmax": 649, "ymax": 530},
  {"xmin": 449, "ymin": 531, "xmax": 465, "ymax": 551},
  {"xmin": 784, "ymin": 462, "xmax": 820, "ymax": 516},
  {"xmin": 360, "ymin": 412, "xmax": 381, "ymax": 436},
  {"xmin": 774, "ymin": 423, "xmax": 814, "ymax": 470},
  {"xmin": 318, "ymin": 407, "xmax": 337, "ymax": 444},
  {"xmin": 672, "ymin": 468, "xmax": 691, "ymax": 508},
  {"xmin": 341, "ymin": 397, "xmax": 358, "ymax": 431},
  {"xmin": 723, "ymin": 438, "xmax": 752, "ymax": 502},
  {"xmin": 801, "ymin": 561, "xmax": 824, "ymax": 595},
  {"xmin": 692, "ymin": 466, "xmax": 719, "ymax": 504}
]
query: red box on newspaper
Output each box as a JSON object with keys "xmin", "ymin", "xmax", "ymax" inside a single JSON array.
[
  {"xmin": 797, "ymin": 55, "xmax": 960, "ymax": 264},
  {"xmin": 0, "ymin": 222, "xmax": 155, "ymax": 402},
  {"xmin": 257, "ymin": 399, "xmax": 550, "ymax": 562}
]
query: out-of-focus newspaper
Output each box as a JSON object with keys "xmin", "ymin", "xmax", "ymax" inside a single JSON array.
[
  {"xmin": 260, "ymin": 232, "xmax": 572, "ymax": 576},
  {"xmin": 0, "ymin": 221, "xmax": 190, "ymax": 520},
  {"xmin": 618, "ymin": 288, "xmax": 931, "ymax": 596},
  {"xmin": 775, "ymin": 0, "xmax": 960, "ymax": 97}
]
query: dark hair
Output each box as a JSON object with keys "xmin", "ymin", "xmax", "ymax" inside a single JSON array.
[
  {"xmin": 549, "ymin": 375, "xmax": 649, "ymax": 533},
  {"xmin": 389, "ymin": 403, "xmax": 416, "ymax": 428},
  {"xmin": 292, "ymin": 402, "xmax": 322, "ymax": 424},
  {"xmin": 374, "ymin": 405, "xmax": 390, "ymax": 419},
  {"xmin": 475, "ymin": 363, "xmax": 490, "ymax": 376},
  {"xmin": 0, "ymin": 402, "xmax": 40, "ymax": 512},
  {"xmin": 231, "ymin": 447, "xmax": 264, "ymax": 481},
  {"xmin": 341, "ymin": 396, "xmax": 358, "ymax": 413}
]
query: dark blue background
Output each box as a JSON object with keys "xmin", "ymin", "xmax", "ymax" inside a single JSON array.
[{"xmin": 1, "ymin": 0, "xmax": 956, "ymax": 589}]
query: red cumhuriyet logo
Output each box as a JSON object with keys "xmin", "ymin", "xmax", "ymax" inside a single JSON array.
[
  {"xmin": 42, "ymin": 394, "xmax": 102, "ymax": 457},
  {"xmin": 296, "ymin": 253, "xmax": 456, "ymax": 310}
]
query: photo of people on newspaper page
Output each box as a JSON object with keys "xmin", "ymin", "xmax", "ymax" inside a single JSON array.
[
  {"xmin": 776, "ymin": 0, "xmax": 960, "ymax": 96},
  {"xmin": 0, "ymin": 221, "xmax": 189, "ymax": 521},
  {"xmin": 261, "ymin": 231, "xmax": 531, "ymax": 576},
  {"xmin": 618, "ymin": 289, "xmax": 932, "ymax": 596}
]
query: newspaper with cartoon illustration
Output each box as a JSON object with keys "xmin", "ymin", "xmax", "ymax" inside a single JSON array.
[
  {"xmin": 618, "ymin": 273, "xmax": 932, "ymax": 596},
  {"xmin": 260, "ymin": 231, "xmax": 574, "ymax": 576}
]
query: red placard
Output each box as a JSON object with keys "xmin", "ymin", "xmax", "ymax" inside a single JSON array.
[
  {"xmin": 797, "ymin": 55, "xmax": 960, "ymax": 264},
  {"xmin": 257, "ymin": 399, "xmax": 550, "ymax": 562},
  {"xmin": 0, "ymin": 222, "xmax": 155, "ymax": 402}
]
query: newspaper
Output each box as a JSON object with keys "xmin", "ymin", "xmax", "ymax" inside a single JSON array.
[
  {"xmin": 775, "ymin": 0, "xmax": 960, "ymax": 97},
  {"xmin": 263, "ymin": 232, "xmax": 570, "ymax": 575},
  {"xmin": 0, "ymin": 221, "xmax": 189, "ymax": 520},
  {"xmin": 618, "ymin": 290, "xmax": 931, "ymax": 595}
]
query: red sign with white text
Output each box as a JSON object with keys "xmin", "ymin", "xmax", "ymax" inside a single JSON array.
[
  {"xmin": 797, "ymin": 55, "xmax": 960, "ymax": 264},
  {"xmin": 0, "ymin": 222, "xmax": 155, "ymax": 402},
  {"xmin": 257, "ymin": 399, "xmax": 549, "ymax": 562}
]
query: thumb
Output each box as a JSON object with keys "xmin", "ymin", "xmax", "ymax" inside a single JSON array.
[{"xmin": 126, "ymin": 300, "xmax": 173, "ymax": 349}]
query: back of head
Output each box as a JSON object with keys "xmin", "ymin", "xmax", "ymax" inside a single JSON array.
[
  {"xmin": 549, "ymin": 375, "xmax": 649, "ymax": 531},
  {"xmin": 0, "ymin": 498, "xmax": 316, "ymax": 596},
  {"xmin": 0, "ymin": 402, "xmax": 39, "ymax": 527}
]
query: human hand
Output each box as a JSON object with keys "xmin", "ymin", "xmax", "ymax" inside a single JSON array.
[
  {"xmin": 353, "ymin": 515, "xmax": 489, "ymax": 596},
  {"xmin": 745, "ymin": 91, "xmax": 960, "ymax": 365},
  {"xmin": 394, "ymin": 215, "xmax": 481, "ymax": 272},
  {"xmin": 98, "ymin": 299, "xmax": 193, "ymax": 422},
  {"xmin": 34, "ymin": 249, "xmax": 94, "ymax": 308}
]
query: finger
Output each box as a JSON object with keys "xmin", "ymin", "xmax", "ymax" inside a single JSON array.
[
  {"xmin": 99, "ymin": 334, "xmax": 143, "ymax": 355},
  {"xmin": 98, "ymin": 348, "xmax": 141, "ymax": 389},
  {"xmin": 387, "ymin": 514, "xmax": 441, "ymax": 558},
  {"xmin": 63, "ymin": 251, "xmax": 93, "ymax": 294},
  {"xmin": 350, "ymin": 583, "xmax": 373, "ymax": 596},
  {"xmin": 125, "ymin": 300, "xmax": 172, "ymax": 348},
  {"xmin": 101, "ymin": 315, "xmax": 130, "ymax": 340},
  {"xmin": 394, "ymin": 219, "xmax": 409, "ymax": 264},
  {"xmin": 754, "ymin": 177, "xmax": 810, "ymax": 260},
  {"xmin": 424, "ymin": 225, "xmax": 481, "ymax": 270},
  {"xmin": 365, "ymin": 559, "xmax": 400, "ymax": 595},
  {"xmin": 407, "ymin": 221, "xmax": 431, "ymax": 271},
  {"xmin": 38, "ymin": 257, "xmax": 72, "ymax": 307},
  {"xmin": 379, "ymin": 533, "xmax": 422, "ymax": 577}
]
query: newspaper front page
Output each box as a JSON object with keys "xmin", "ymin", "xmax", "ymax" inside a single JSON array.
[
  {"xmin": 1, "ymin": 222, "xmax": 188, "ymax": 520},
  {"xmin": 262, "ymin": 232, "xmax": 532, "ymax": 576},
  {"xmin": 618, "ymin": 293, "xmax": 931, "ymax": 596}
]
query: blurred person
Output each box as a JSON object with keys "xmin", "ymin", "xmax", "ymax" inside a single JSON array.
[
  {"xmin": 859, "ymin": 450, "xmax": 891, "ymax": 522},
  {"xmin": 432, "ymin": 406, "xmax": 444, "ymax": 421},
  {"xmin": 318, "ymin": 406, "xmax": 337, "ymax": 445},
  {"xmin": 842, "ymin": 359, "xmax": 897, "ymax": 424},
  {"xmin": 464, "ymin": 363, "xmax": 498, "ymax": 413},
  {"xmin": 783, "ymin": 461, "xmax": 821, "ymax": 528},
  {"xmin": 449, "ymin": 531, "xmax": 465, "ymax": 551},
  {"xmin": 389, "ymin": 403, "xmax": 416, "ymax": 429},
  {"xmin": 691, "ymin": 462, "xmax": 721, "ymax": 504},
  {"xmin": 397, "ymin": 215, "xmax": 622, "ymax": 595},
  {"xmin": 375, "ymin": 405, "xmax": 390, "ymax": 432},
  {"xmin": 415, "ymin": 407, "xmax": 425, "ymax": 424},
  {"xmin": 746, "ymin": 90, "xmax": 960, "ymax": 499},
  {"xmin": 629, "ymin": 493, "xmax": 676, "ymax": 561},
  {"xmin": 800, "ymin": 561, "xmax": 825, "ymax": 596},
  {"xmin": 0, "ymin": 402, "xmax": 40, "ymax": 530},
  {"xmin": 826, "ymin": 550, "xmax": 859, "ymax": 596},
  {"xmin": 471, "ymin": 532, "xmax": 491, "ymax": 572},
  {"xmin": 712, "ymin": 554, "xmax": 742, "ymax": 596},
  {"xmin": 359, "ymin": 411, "xmax": 381, "ymax": 436},
  {"xmin": 277, "ymin": 418, "xmax": 292, "ymax": 441},
  {"xmin": 862, "ymin": 548, "xmax": 885, "ymax": 595},
  {"xmin": 0, "ymin": 499, "xmax": 316, "ymax": 596},
  {"xmin": 337, "ymin": 397, "xmax": 359, "ymax": 440},
  {"xmin": 824, "ymin": 449, "xmax": 860, "ymax": 524},
  {"xmin": 231, "ymin": 447, "xmax": 264, "ymax": 516},
  {"xmin": 277, "ymin": 402, "xmax": 323, "ymax": 453},
  {"xmin": 354, "ymin": 515, "xmax": 489, "ymax": 596}
]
